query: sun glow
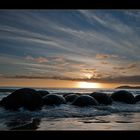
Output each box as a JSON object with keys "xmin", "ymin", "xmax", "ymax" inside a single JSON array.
[
  {"xmin": 78, "ymin": 82, "xmax": 101, "ymax": 88},
  {"xmin": 84, "ymin": 73, "xmax": 93, "ymax": 79}
]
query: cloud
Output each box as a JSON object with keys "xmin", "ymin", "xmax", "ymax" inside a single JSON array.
[
  {"xmin": 0, "ymin": 74, "xmax": 4, "ymax": 78},
  {"xmin": 3, "ymin": 74, "xmax": 140, "ymax": 84},
  {"xmin": 101, "ymin": 61, "xmax": 109, "ymax": 65},
  {"xmin": 124, "ymin": 11, "xmax": 140, "ymax": 19},
  {"xmin": 35, "ymin": 57, "xmax": 48, "ymax": 63},
  {"xmin": 52, "ymin": 57, "xmax": 65, "ymax": 63},
  {"xmin": 96, "ymin": 54, "xmax": 110, "ymax": 59},
  {"xmin": 80, "ymin": 69, "xmax": 112, "ymax": 80},
  {"xmin": 122, "ymin": 71, "xmax": 127, "ymax": 73},
  {"xmin": 113, "ymin": 66, "xmax": 125, "ymax": 70},
  {"xmin": 113, "ymin": 63, "xmax": 137, "ymax": 70},
  {"xmin": 25, "ymin": 55, "xmax": 48, "ymax": 63},
  {"xmin": 127, "ymin": 63, "xmax": 137, "ymax": 69},
  {"xmin": 1, "ymin": 10, "xmax": 139, "ymax": 61},
  {"xmin": 79, "ymin": 10, "xmax": 134, "ymax": 34},
  {"xmin": 80, "ymin": 68, "xmax": 97, "ymax": 79},
  {"xmin": 0, "ymin": 10, "xmax": 140, "ymax": 86},
  {"xmin": 78, "ymin": 10, "xmax": 140, "ymax": 57},
  {"xmin": 90, "ymin": 75, "xmax": 140, "ymax": 84},
  {"xmin": 82, "ymin": 68, "xmax": 97, "ymax": 72},
  {"xmin": 23, "ymin": 55, "xmax": 88, "ymax": 80},
  {"xmin": 25, "ymin": 55, "xmax": 34, "ymax": 60},
  {"xmin": 96, "ymin": 54, "xmax": 118, "ymax": 59}
]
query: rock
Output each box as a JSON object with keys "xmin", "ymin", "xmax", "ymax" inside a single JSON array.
[
  {"xmin": 0, "ymin": 88, "xmax": 42, "ymax": 110},
  {"xmin": 90, "ymin": 92, "xmax": 112, "ymax": 105},
  {"xmin": 111, "ymin": 90, "xmax": 135, "ymax": 104},
  {"xmin": 72, "ymin": 95, "xmax": 99, "ymax": 107},
  {"xmin": 10, "ymin": 118, "xmax": 41, "ymax": 130},
  {"xmin": 43, "ymin": 94, "xmax": 66, "ymax": 105},
  {"xmin": 65, "ymin": 94, "xmax": 79, "ymax": 102},
  {"xmin": 63, "ymin": 93, "xmax": 81, "ymax": 97},
  {"xmin": 135, "ymin": 95, "xmax": 140, "ymax": 103},
  {"xmin": 63, "ymin": 93, "xmax": 74, "ymax": 97},
  {"xmin": 37, "ymin": 90, "xmax": 49, "ymax": 97}
]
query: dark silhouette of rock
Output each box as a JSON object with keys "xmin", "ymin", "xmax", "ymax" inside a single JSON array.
[
  {"xmin": 65, "ymin": 94, "xmax": 79, "ymax": 102},
  {"xmin": 116, "ymin": 85, "xmax": 140, "ymax": 89},
  {"xmin": 111, "ymin": 90, "xmax": 135, "ymax": 104},
  {"xmin": 43, "ymin": 94, "xmax": 66, "ymax": 105},
  {"xmin": 10, "ymin": 118, "xmax": 41, "ymax": 130},
  {"xmin": 72, "ymin": 95, "xmax": 99, "ymax": 107},
  {"xmin": 0, "ymin": 88, "xmax": 42, "ymax": 110},
  {"xmin": 37, "ymin": 90, "xmax": 49, "ymax": 97},
  {"xmin": 135, "ymin": 95, "xmax": 140, "ymax": 103},
  {"xmin": 63, "ymin": 93, "xmax": 81, "ymax": 97},
  {"xmin": 63, "ymin": 93, "xmax": 74, "ymax": 97},
  {"xmin": 90, "ymin": 92, "xmax": 112, "ymax": 105}
]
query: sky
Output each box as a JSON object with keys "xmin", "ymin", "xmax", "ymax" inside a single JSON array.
[{"xmin": 0, "ymin": 10, "xmax": 140, "ymax": 88}]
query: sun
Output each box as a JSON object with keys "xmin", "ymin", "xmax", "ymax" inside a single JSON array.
[{"xmin": 78, "ymin": 82, "xmax": 100, "ymax": 88}]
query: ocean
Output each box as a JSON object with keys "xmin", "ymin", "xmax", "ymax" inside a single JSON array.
[{"xmin": 0, "ymin": 87, "xmax": 140, "ymax": 130}]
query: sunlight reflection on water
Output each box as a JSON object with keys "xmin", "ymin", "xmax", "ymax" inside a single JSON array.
[{"xmin": 37, "ymin": 113, "xmax": 140, "ymax": 130}]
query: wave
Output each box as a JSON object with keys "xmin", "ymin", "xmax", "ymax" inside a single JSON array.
[
  {"xmin": 1, "ymin": 101, "xmax": 140, "ymax": 130},
  {"xmin": 0, "ymin": 88, "xmax": 140, "ymax": 128},
  {"xmin": 0, "ymin": 102, "xmax": 140, "ymax": 120}
]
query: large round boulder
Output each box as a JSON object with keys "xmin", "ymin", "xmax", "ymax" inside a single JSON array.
[
  {"xmin": 37, "ymin": 90, "xmax": 49, "ymax": 97},
  {"xmin": 0, "ymin": 88, "xmax": 42, "ymax": 110},
  {"xmin": 111, "ymin": 90, "xmax": 135, "ymax": 104},
  {"xmin": 135, "ymin": 95, "xmax": 140, "ymax": 103},
  {"xmin": 43, "ymin": 94, "xmax": 66, "ymax": 105},
  {"xmin": 90, "ymin": 92, "xmax": 112, "ymax": 105},
  {"xmin": 63, "ymin": 93, "xmax": 81, "ymax": 97},
  {"xmin": 72, "ymin": 95, "xmax": 99, "ymax": 107},
  {"xmin": 65, "ymin": 94, "xmax": 79, "ymax": 102}
]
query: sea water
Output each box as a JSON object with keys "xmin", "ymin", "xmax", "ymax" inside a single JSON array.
[{"xmin": 0, "ymin": 87, "xmax": 140, "ymax": 130}]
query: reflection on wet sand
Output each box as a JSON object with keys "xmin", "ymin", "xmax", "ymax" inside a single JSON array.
[{"xmin": 37, "ymin": 113, "xmax": 140, "ymax": 130}]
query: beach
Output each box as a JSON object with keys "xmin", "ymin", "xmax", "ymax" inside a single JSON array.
[{"xmin": 0, "ymin": 88, "xmax": 140, "ymax": 130}]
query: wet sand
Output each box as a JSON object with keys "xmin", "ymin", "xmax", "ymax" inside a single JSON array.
[{"xmin": 37, "ymin": 113, "xmax": 140, "ymax": 130}]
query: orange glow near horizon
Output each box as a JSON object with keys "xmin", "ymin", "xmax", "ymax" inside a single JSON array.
[
  {"xmin": 0, "ymin": 78, "xmax": 79, "ymax": 88},
  {"xmin": 0, "ymin": 78, "xmax": 138, "ymax": 89},
  {"xmin": 78, "ymin": 82, "xmax": 101, "ymax": 88}
]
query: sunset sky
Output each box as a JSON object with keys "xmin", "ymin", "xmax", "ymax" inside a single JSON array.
[{"xmin": 0, "ymin": 10, "xmax": 140, "ymax": 88}]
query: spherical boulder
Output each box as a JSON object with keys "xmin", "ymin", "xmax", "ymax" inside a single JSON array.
[
  {"xmin": 65, "ymin": 94, "xmax": 79, "ymax": 102},
  {"xmin": 37, "ymin": 90, "xmax": 49, "ymax": 97},
  {"xmin": 90, "ymin": 92, "xmax": 112, "ymax": 105},
  {"xmin": 135, "ymin": 95, "xmax": 140, "ymax": 103},
  {"xmin": 63, "ymin": 93, "xmax": 74, "ymax": 97},
  {"xmin": 43, "ymin": 94, "xmax": 66, "ymax": 105},
  {"xmin": 72, "ymin": 95, "xmax": 99, "ymax": 107},
  {"xmin": 0, "ymin": 88, "xmax": 42, "ymax": 110},
  {"xmin": 63, "ymin": 93, "xmax": 81, "ymax": 97},
  {"xmin": 111, "ymin": 90, "xmax": 135, "ymax": 104}
]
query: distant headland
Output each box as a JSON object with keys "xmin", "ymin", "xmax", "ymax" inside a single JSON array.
[{"xmin": 116, "ymin": 85, "xmax": 140, "ymax": 89}]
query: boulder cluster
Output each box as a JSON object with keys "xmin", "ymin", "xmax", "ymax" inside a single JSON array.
[{"xmin": 0, "ymin": 88, "xmax": 139, "ymax": 111}]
